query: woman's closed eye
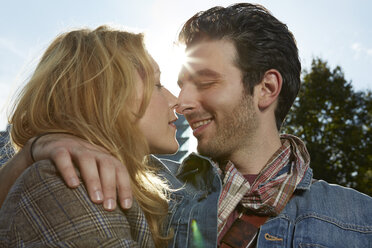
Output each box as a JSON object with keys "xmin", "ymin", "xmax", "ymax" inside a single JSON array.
[{"xmin": 156, "ymin": 83, "xmax": 164, "ymax": 89}]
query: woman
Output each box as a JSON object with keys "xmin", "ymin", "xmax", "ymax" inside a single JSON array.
[{"xmin": 0, "ymin": 26, "xmax": 178, "ymax": 247}]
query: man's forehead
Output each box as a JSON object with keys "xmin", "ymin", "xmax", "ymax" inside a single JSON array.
[{"xmin": 177, "ymin": 40, "xmax": 239, "ymax": 83}]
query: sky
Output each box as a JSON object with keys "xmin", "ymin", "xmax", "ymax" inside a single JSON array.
[{"xmin": 1, "ymin": 0, "xmax": 372, "ymax": 135}]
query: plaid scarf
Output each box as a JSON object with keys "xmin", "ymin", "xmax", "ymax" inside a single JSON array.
[{"xmin": 217, "ymin": 134, "xmax": 310, "ymax": 234}]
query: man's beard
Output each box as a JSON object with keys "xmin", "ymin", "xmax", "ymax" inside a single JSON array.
[{"xmin": 197, "ymin": 93, "xmax": 258, "ymax": 161}]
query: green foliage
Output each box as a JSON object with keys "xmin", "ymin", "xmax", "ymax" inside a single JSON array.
[{"xmin": 282, "ymin": 58, "xmax": 372, "ymax": 196}]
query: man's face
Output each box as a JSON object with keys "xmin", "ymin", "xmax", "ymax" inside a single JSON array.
[{"xmin": 177, "ymin": 40, "xmax": 258, "ymax": 160}]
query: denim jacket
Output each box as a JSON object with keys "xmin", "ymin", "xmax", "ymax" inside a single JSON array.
[{"xmin": 153, "ymin": 153, "xmax": 372, "ymax": 248}]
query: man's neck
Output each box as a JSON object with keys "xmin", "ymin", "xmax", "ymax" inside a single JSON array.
[{"xmin": 225, "ymin": 131, "xmax": 282, "ymax": 175}]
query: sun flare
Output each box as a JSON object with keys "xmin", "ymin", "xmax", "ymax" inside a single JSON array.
[
  {"xmin": 145, "ymin": 36, "xmax": 198, "ymax": 153},
  {"xmin": 145, "ymin": 38, "xmax": 190, "ymax": 95}
]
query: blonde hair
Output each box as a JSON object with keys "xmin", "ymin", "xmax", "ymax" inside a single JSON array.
[{"xmin": 9, "ymin": 26, "xmax": 169, "ymax": 247}]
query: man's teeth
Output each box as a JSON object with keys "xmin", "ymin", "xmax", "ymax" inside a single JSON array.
[{"xmin": 192, "ymin": 119, "xmax": 211, "ymax": 129}]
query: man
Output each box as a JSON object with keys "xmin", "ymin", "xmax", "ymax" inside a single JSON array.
[{"xmin": 1, "ymin": 3, "xmax": 372, "ymax": 247}]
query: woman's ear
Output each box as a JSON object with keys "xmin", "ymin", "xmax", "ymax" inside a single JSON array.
[{"xmin": 257, "ymin": 69, "xmax": 282, "ymax": 110}]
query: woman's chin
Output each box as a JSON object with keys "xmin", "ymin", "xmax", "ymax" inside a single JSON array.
[{"xmin": 151, "ymin": 143, "xmax": 179, "ymax": 155}]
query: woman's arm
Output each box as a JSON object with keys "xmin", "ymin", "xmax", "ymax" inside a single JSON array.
[{"xmin": 0, "ymin": 133, "xmax": 132, "ymax": 210}]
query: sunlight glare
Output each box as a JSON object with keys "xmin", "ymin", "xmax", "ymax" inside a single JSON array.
[
  {"xmin": 145, "ymin": 33, "xmax": 198, "ymax": 153},
  {"xmin": 145, "ymin": 36, "xmax": 186, "ymax": 95}
]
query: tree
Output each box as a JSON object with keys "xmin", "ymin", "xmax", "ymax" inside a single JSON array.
[{"xmin": 283, "ymin": 58, "xmax": 372, "ymax": 196}]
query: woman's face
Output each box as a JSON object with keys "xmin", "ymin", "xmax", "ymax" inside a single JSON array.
[{"xmin": 137, "ymin": 59, "xmax": 179, "ymax": 155}]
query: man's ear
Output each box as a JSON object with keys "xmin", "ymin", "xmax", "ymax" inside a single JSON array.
[{"xmin": 257, "ymin": 69, "xmax": 282, "ymax": 110}]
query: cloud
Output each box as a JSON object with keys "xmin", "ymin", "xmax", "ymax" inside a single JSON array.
[
  {"xmin": 351, "ymin": 43, "xmax": 362, "ymax": 52},
  {"xmin": 351, "ymin": 42, "xmax": 372, "ymax": 58},
  {"xmin": 0, "ymin": 38, "xmax": 25, "ymax": 59}
]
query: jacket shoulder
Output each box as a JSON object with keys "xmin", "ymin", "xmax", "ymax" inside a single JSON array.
[
  {"xmin": 285, "ymin": 180, "xmax": 372, "ymax": 226},
  {"xmin": 0, "ymin": 160, "xmax": 153, "ymax": 247}
]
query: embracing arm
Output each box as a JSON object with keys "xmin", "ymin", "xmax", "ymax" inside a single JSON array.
[{"xmin": 0, "ymin": 133, "xmax": 133, "ymax": 210}]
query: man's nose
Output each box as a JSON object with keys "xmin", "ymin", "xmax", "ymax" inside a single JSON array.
[{"xmin": 176, "ymin": 85, "xmax": 197, "ymax": 115}]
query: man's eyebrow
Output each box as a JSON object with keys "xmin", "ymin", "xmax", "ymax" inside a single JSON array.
[{"xmin": 195, "ymin": 69, "xmax": 223, "ymax": 79}]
